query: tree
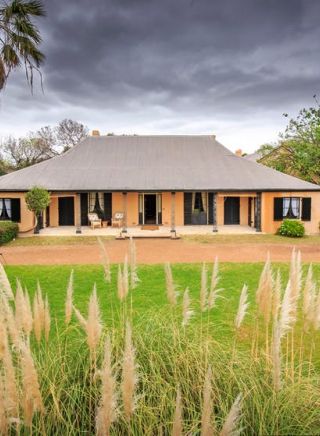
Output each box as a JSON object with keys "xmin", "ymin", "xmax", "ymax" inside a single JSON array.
[
  {"xmin": 25, "ymin": 186, "xmax": 50, "ymax": 233},
  {"xmin": 3, "ymin": 134, "xmax": 55, "ymax": 169},
  {"xmin": 55, "ymin": 119, "xmax": 89, "ymax": 152},
  {"xmin": 0, "ymin": 0, "xmax": 45, "ymax": 90},
  {"xmin": 258, "ymin": 97, "xmax": 320, "ymax": 184},
  {"xmin": 255, "ymin": 143, "xmax": 275, "ymax": 158},
  {"xmin": 1, "ymin": 119, "xmax": 89, "ymax": 170}
]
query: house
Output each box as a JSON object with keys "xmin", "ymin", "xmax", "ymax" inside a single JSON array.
[{"xmin": 0, "ymin": 132, "xmax": 319, "ymax": 235}]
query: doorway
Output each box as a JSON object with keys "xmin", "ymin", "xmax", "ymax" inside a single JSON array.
[
  {"xmin": 144, "ymin": 194, "xmax": 157, "ymax": 224},
  {"xmin": 58, "ymin": 197, "xmax": 75, "ymax": 226},
  {"xmin": 224, "ymin": 197, "xmax": 240, "ymax": 225}
]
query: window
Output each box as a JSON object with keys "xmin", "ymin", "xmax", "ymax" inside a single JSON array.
[
  {"xmin": 192, "ymin": 192, "xmax": 207, "ymax": 213},
  {"xmin": 88, "ymin": 192, "xmax": 104, "ymax": 219},
  {"xmin": 274, "ymin": 197, "xmax": 311, "ymax": 221},
  {"xmin": 0, "ymin": 198, "xmax": 21, "ymax": 222},
  {"xmin": 283, "ymin": 197, "xmax": 300, "ymax": 219}
]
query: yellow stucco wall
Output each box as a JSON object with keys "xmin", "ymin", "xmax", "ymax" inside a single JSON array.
[
  {"xmin": 2, "ymin": 190, "xmax": 319, "ymax": 234},
  {"xmin": 0, "ymin": 192, "xmax": 34, "ymax": 232},
  {"xmin": 261, "ymin": 192, "xmax": 320, "ymax": 235}
]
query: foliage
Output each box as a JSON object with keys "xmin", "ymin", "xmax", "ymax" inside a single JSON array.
[
  {"xmin": 277, "ymin": 219, "xmax": 305, "ymax": 238},
  {"xmin": 25, "ymin": 186, "xmax": 50, "ymax": 215},
  {"xmin": 0, "ymin": 0, "xmax": 45, "ymax": 90},
  {"xmin": 255, "ymin": 143, "xmax": 275, "ymax": 158},
  {"xmin": 1, "ymin": 119, "xmax": 89, "ymax": 170},
  {"xmin": 258, "ymin": 97, "xmax": 320, "ymax": 184},
  {"xmin": 0, "ymin": 219, "xmax": 18, "ymax": 243},
  {"xmin": 2, "ymin": 260, "xmax": 320, "ymax": 434}
]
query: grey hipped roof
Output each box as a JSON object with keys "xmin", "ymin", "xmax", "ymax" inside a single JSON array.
[{"xmin": 0, "ymin": 135, "xmax": 318, "ymax": 192}]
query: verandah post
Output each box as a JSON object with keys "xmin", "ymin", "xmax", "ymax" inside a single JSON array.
[
  {"xmin": 256, "ymin": 192, "xmax": 262, "ymax": 232},
  {"xmin": 122, "ymin": 192, "xmax": 128, "ymax": 233},
  {"xmin": 170, "ymin": 191, "xmax": 176, "ymax": 235},
  {"xmin": 76, "ymin": 193, "xmax": 82, "ymax": 234},
  {"xmin": 212, "ymin": 192, "xmax": 218, "ymax": 232}
]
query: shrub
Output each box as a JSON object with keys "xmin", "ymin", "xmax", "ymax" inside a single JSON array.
[
  {"xmin": 277, "ymin": 219, "xmax": 305, "ymax": 237},
  {"xmin": 25, "ymin": 186, "xmax": 50, "ymax": 234},
  {"xmin": 0, "ymin": 220, "xmax": 18, "ymax": 244}
]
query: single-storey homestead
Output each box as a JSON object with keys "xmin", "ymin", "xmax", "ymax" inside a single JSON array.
[{"xmin": 0, "ymin": 133, "xmax": 319, "ymax": 234}]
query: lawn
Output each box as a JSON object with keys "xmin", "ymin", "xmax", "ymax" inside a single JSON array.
[
  {"xmin": 2, "ymin": 261, "xmax": 320, "ymax": 434},
  {"xmin": 3, "ymin": 262, "xmax": 309, "ymax": 332},
  {"xmin": 6, "ymin": 233, "xmax": 320, "ymax": 246}
]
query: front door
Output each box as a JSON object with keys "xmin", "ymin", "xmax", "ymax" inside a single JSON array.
[
  {"xmin": 224, "ymin": 197, "xmax": 240, "ymax": 225},
  {"xmin": 144, "ymin": 194, "xmax": 157, "ymax": 224},
  {"xmin": 58, "ymin": 197, "xmax": 75, "ymax": 226}
]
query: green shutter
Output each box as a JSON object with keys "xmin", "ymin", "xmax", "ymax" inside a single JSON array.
[
  {"xmin": 11, "ymin": 199, "xmax": 21, "ymax": 222},
  {"xmin": 301, "ymin": 198, "xmax": 311, "ymax": 221},
  {"xmin": 273, "ymin": 198, "xmax": 283, "ymax": 221},
  {"xmin": 184, "ymin": 193, "xmax": 192, "ymax": 224}
]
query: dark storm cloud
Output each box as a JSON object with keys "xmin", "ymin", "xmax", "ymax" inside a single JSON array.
[{"xmin": 1, "ymin": 0, "xmax": 320, "ymax": 150}]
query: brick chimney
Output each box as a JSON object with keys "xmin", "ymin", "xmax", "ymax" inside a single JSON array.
[
  {"xmin": 235, "ymin": 149, "xmax": 242, "ymax": 157},
  {"xmin": 91, "ymin": 130, "xmax": 100, "ymax": 136}
]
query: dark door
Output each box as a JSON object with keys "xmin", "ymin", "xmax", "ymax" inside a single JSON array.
[
  {"xmin": 224, "ymin": 197, "xmax": 240, "ymax": 225},
  {"xmin": 144, "ymin": 194, "xmax": 157, "ymax": 224},
  {"xmin": 58, "ymin": 197, "xmax": 75, "ymax": 226},
  {"xmin": 46, "ymin": 206, "xmax": 50, "ymax": 227}
]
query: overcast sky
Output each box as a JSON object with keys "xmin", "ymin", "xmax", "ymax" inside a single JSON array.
[{"xmin": 0, "ymin": 0, "xmax": 319, "ymax": 152}]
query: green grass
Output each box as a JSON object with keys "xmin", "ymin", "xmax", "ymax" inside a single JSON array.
[
  {"xmin": 5, "ymin": 262, "xmax": 320, "ymax": 342},
  {"xmin": 8, "ymin": 235, "xmax": 113, "ymax": 246},
  {"xmin": 7, "ymin": 233, "xmax": 320, "ymax": 246},
  {"xmin": 3, "ymin": 262, "xmax": 320, "ymax": 434},
  {"xmin": 182, "ymin": 234, "xmax": 320, "ymax": 245}
]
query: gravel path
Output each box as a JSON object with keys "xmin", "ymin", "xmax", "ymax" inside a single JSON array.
[{"xmin": 1, "ymin": 239, "xmax": 320, "ymax": 264}]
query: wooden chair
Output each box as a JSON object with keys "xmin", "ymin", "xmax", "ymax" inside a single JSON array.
[
  {"xmin": 88, "ymin": 213, "xmax": 102, "ymax": 229},
  {"xmin": 112, "ymin": 212, "xmax": 124, "ymax": 228}
]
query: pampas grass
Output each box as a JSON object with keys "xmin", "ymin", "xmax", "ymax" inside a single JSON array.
[
  {"xmin": 86, "ymin": 284, "xmax": 102, "ymax": 359},
  {"xmin": 129, "ymin": 237, "xmax": 139, "ymax": 289},
  {"xmin": 3, "ymin": 350, "xmax": 19, "ymax": 424},
  {"xmin": 201, "ymin": 366, "xmax": 214, "ymax": 436},
  {"xmin": 23, "ymin": 288, "xmax": 33, "ymax": 338},
  {"xmin": 74, "ymin": 284, "xmax": 102, "ymax": 360},
  {"xmin": 65, "ymin": 269, "xmax": 74, "ymax": 325},
  {"xmin": 208, "ymin": 257, "xmax": 223, "ymax": 310},
  {"xmin": 165, "ymin": 262, "xmax": 177, "ymax": 306},
  {"xmin": 98, "ymin": 237, "xmax": 111, "ymax": 283},
  {"xmin": 44, "ymin": 295, "xmax": 51, "ymax": 342},
  {"xmin": 96, "ymin": 335, "xmax": 117, "ymax": 436},
  {"xmin": 172, "ymin": 387, "xmax": 183, "ymax": 436},
  {"xmin": 122, "ymin": 322, "xmax": 138, "ymax": 421},
  {"xmin": 0, "ymin": 372, "xmax": 8, "ymax": 435},
  {"xmin": 200, "ymin": 262, "xmax": 208, "ymax": 312},
  {"xmin": 20, "ymin": 342, "xmax": 45, "ymax": 427},
  {"xmin": 220, "ymin": 394, "xmax": 242, "ymax": 436},
  {"xmin": 1, "ymin": 256, "xmax": 320, "ymax": 434},
  {"xmin": 182, "ymin": 288, "xmax": 193, "ymax": 327},
  {"xmin": 0, "ymin": 262, "xmax": 13, "ymax": 300},
  {"xmin": 235, "ymin": 284, "xmax": 249, "ymax": 330}
]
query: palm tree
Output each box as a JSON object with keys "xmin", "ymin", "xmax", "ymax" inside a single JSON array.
[{"xmin": 0, "ymin": 0, "xmax": 45, "ymax": 90}]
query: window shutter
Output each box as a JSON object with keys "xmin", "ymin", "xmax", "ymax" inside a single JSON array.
[
  {"xmin": 208, "ymin": 192, "xmax": 214, "ymax": 224},
  {"xmin": 273, "ymin": 198, "xmax": 283, "ymax": 221},
  {"xmin": 11, "ymin": 199, "xmax": 21, "ymax": 222},
  {"xmin": 104, "ymin": 193, "xmax": 112, "ymax": 222},
  {"xmin": 80, "ymin": 193, "xmax": 88, "ymax": 225},
  {"xmin": 184, "ymin": 193, "xmax": 192, "ymax": 225},
  {"xmin": 301, "ymin": 198, "xmax": 311, "ymax": 221}
]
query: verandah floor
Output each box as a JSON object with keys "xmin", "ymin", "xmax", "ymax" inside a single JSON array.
[{"xmin": 21, "ymin": 224, "xmax": 258, "ymax": 238}]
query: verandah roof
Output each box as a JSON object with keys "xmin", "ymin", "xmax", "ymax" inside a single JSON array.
[{"xmin": 0, "ymin": 135, "xmax": 318, "ymax": 192}]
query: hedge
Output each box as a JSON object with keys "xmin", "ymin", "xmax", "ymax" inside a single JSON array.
[{"xmin": 0, "ymin": 221, "xmax": 19, "ymax": 245}]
